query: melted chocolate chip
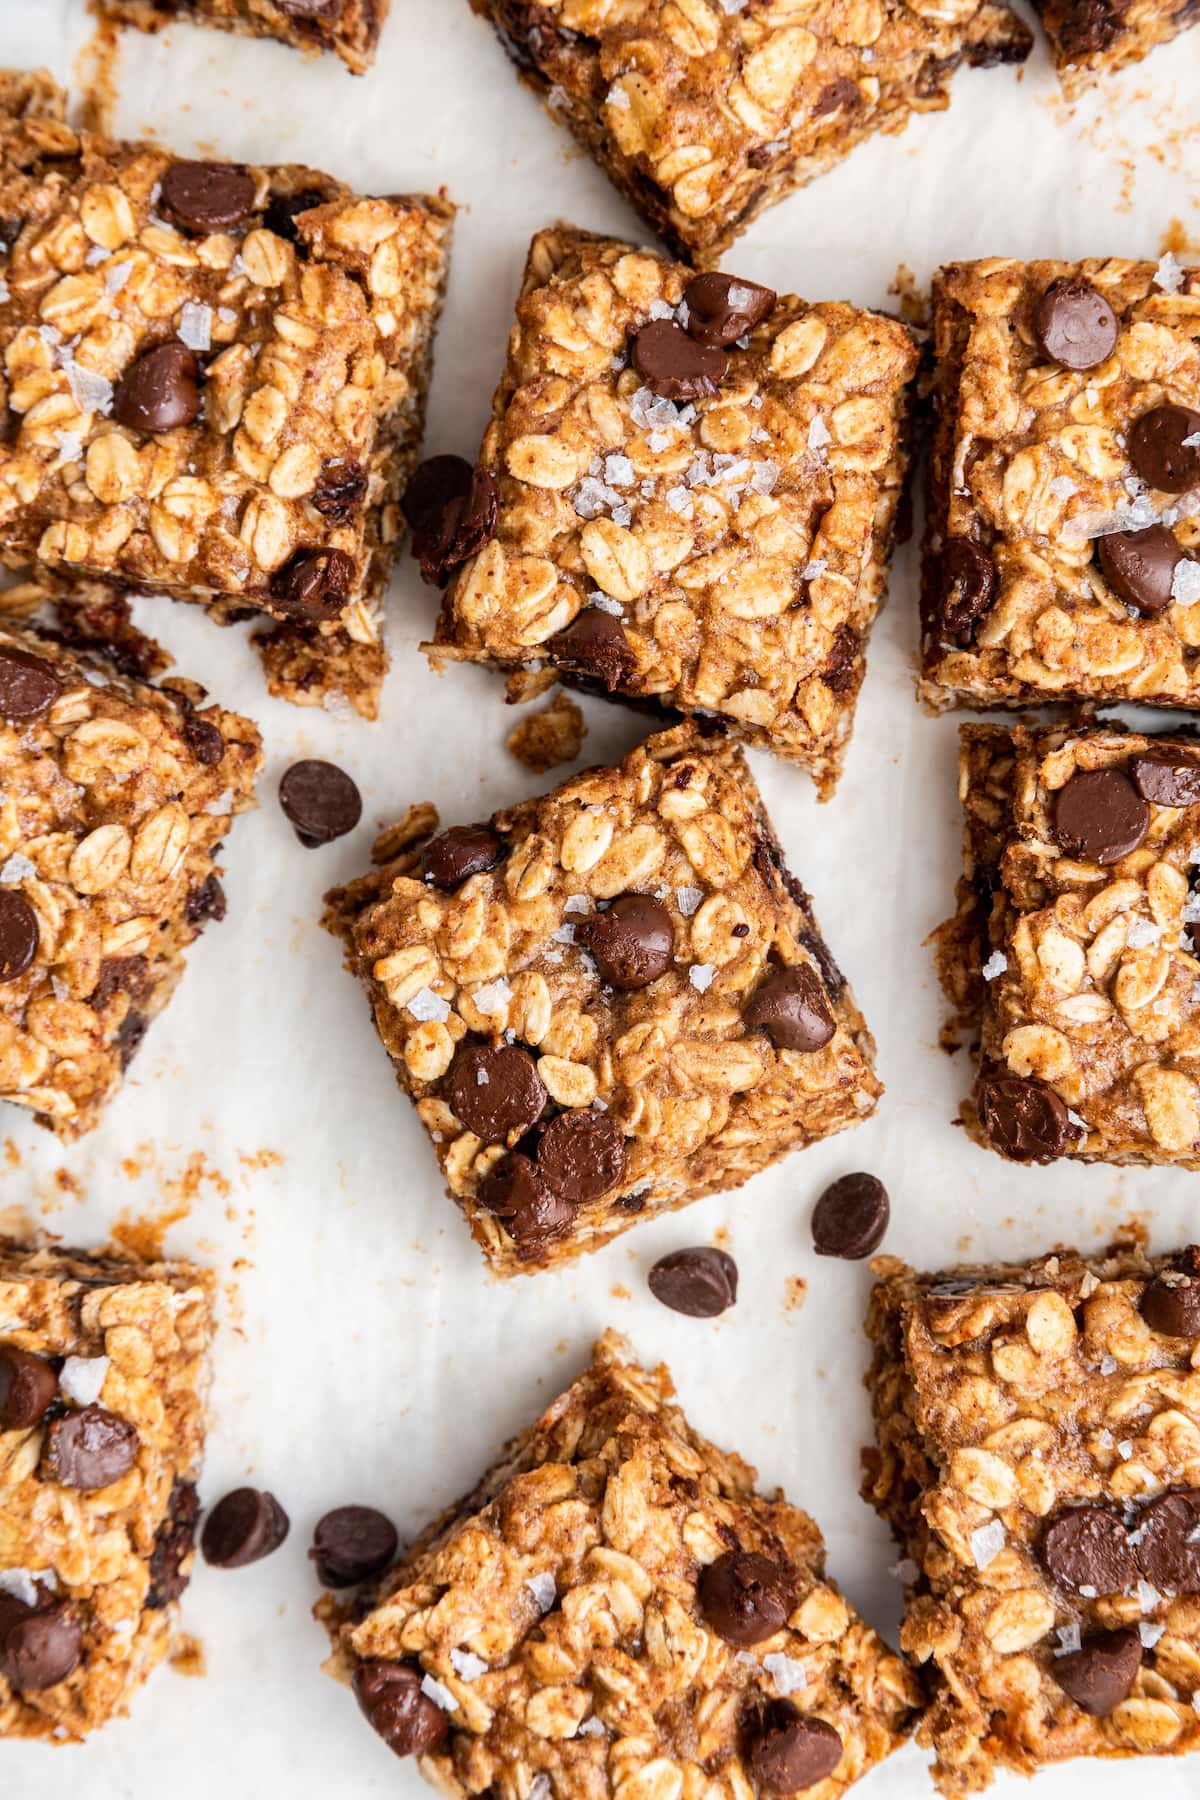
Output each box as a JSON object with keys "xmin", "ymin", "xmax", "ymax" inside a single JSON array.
[
  {"xmin": 420, "ymin": 824, "xmax": 505, "ymax": 891},
  {"xmin": 161, "ymin": 160, "xmax": 256, "ymax": 233},
  {"xmin": 477, "ymin": 1152, "xmax": 575, "ymax": 1248},
  {"xmin": 811, "ymin": 1173, "xmax": 890, "ymax": 1260},
  {"xmin": 446, "ymin": 1042, "xmax": 547, "ymax": 1144},
  {"xmin": 575, "ymin": 895, "xmax": 674, "ymax": 990},
  {"xmin": 1098, "ymin": 526, "xmax": 1182, "ymax": 615},
  {"xmin": 1135, "ymin": 1488, "xmax": 1200, "ymax": 1591},
  {"xmin": 0, "ymin": 644, "xmax": 60, "ymax": 721},
  {"xmin": 0, "ymin": 891, "xmax": 39, "ymax": 982},
  {"xmin": 413, "ymin": 465, "xmax": 498, "ymax": 588},
  {"xmin": 698, "ymin": 1551, "xmax": 795, "ymax": 1646},
  {"xmin": 1128, "ymin": 404, "xmax": 1200, "ymax": 493},
  {"xmin": 1033, "ymin": 278, "xmax": 1119, "ymax": 370},
  {"xmin": 631, "ymin": 320, "xmax": 726, "ymax": 400},
  {"xmin": 1141, "ymin": 1249, "xmax": 1200, "ymax": 1337},
  {"xmin": 1130, "ymin": 751, "xmax": 1200, "ymax": 807},
  {"xmin": 1052, "ymin": 1628, "xmax": 1141, "ymax": 1716},
  {"xmin": 940, "ymin": 539, "xmax": 998, "ymax": 645},
  {"xmin": 546, "ymin": 608, "xmax": 637, "ymax": 691},
  {"xmin": 112, "ymin": 342, "xmax": 200, "ymax": 433},
  {"xmin": 40, "ymin": 1405, "xmax": 139, "ymax": 1490},
  {"xmin": 0, "ymin": 1600, "xmax": 82, "ymax": 1693},
  {"xmin": 745, "ymin": 1701, "xmax": 843, "ymax": 1793},
  {"xmin": 312, "ymin": 456, "xmax": 368, "ymax": 523},
  {"xmin": 1041, "ymin": 1507, "xmax": 1136, "ymax": 1594},
  {"xmin": 353, "ymin": 1660, "xmax": 449, "ymax": 1757},
  {"xmin": 263, "ymin": 186, "xmax": 329, "ymax": 244},
  {"xmin": 269, "ymin": 547, "xmax": 355, "ymax": 621},
  {"xmin": 183, "ymin": 715, "xmax": 224, "ymax": 766},
  {"xmin": 743, "ymin": 966, "xmax": 834, "ymax": 1053},
  {"xmin": 979, "ymin": 1074, "xmax": 1076, "ymax": 1162},
  {"xmin": 1053, "ymin": 769, "xmax": 1150, "ymax": 865},
  {"xmin": 0, "ymin": 1346, "xmax": 57, "ymax": 1429},
  {"xmin": 536, "ymin": 1110, "xmax": 626, "ymax": 1204},
  {"xmin": 147, "ymin": 1480, "xmax": 200, "ymax": 1607},
  {"xmin": 683, "ymin": 273, "xmax": 776, "ymax": 348}
]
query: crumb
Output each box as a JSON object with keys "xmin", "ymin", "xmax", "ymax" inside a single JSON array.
[
  {"xmin": 889, "ymin": 263, "xmax": 928, "ymax": 329},
  {"xmin": 610, "ymin": 1283, "xmax": 631, "ymax": 1301},
  {"xmin": 506, "ymin": 692, "xmax": 586, "ymax": 774},
  {"xmin": 2, "ymin": 1138, "xmax": 19, "ymax": 1169},
  {"xmin": 713, "ymin": 1225, "xmax": 731, "ymax": 1248},
  {"xmin": 782, "ymin": 1276, "xmax": 808, "ymax": 1316},
  {"xmin": 504, "ymin": 666, "xmax": 559, "ymax": 706},
  {"xmin": 236, "ymin": 1149, "xmax": 284, "ymax": 1174},
  {"xmin": 168, "ymin": 1634, "xmax": 207, "ymax": 1679}
]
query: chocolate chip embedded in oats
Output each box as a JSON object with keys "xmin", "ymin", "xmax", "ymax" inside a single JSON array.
[
  {"xmin": 420, "ymin": 823, "xmax": 505, "ymax": 891},
  {"xmin": 979, "ymin": 1074, "xmax": 1075, "ymax": 1162},
  {"xmin": 632, "ymin": 320, "xmax": 726, "ymax": 400},
  {"xmin": 648, "ymin": 1246, "xmax": 738, "ymax": 1317},
  {"xmin": 0, "ymin": 1345, "xmax": 58, "ymax": 1429},
  {"xmin": 940, "ymin": 539, "xmax": 997, "ymax": 644},
  {"xmin": 811, "ymin": 1172, "xmax": 890, "ymax": 1260},
  {"xmin": 537, "ymin": 1110, "xmax": 627, "ymax": 1203},
  {"xmin": 745, "ymin": 1701, "xmax": 843, "ymax": 1793},
  {"xmin": 1140, "ymin": 1250, "xmax": 1200, "ymax": 1337},
  {"xmin": 413, "ymin": 465, "xmax": 499, "ymax": 588},
  {"xmin": 446, "ymin": 1043, "xmax": 547, "ymax": 1144},
  {"xmin": 1051, "ymin": 1628, "xmax": 1141, "ymax": 1717},
  {"xmin": 1033, "ymin": 278, "xmax": 1119, "ymax": 371},
  {"xmin": 1134, "ymin": 1488, "xmax": 1200, "ymax": 1590},
  {"xmin": 1098, "ymin": 526, "xmax": 1182, "ymax": 616},
  {"xmin": 1053, "ymin": 769, "xmax": 1150, "ymax": 864},
  {"xmin": 185, "ymin": 873, "xmax": 226, "ymax": 926},
  {"xmin": 1130, "ymin": 751, "xmax": 1200, "ymax": 807},
  {"xmin": 279, "ymin": 759, "xmax": 363, "ymax": 847},
  {"xmin": 353, "ymin": 1660, "xmax": 449, "ymax": 1758},
  {"xmin": 183, "ymin": 716, "xmax": 224, "ymax": 766},
  {"xmin": 697, "ymin": 1550, "xmax": 795, "ymax": 1646},
  {"xmin": 402, "ymin": 455, "xmax": 474, "ymax": 535},
  {"xmin": 201, "ymin": 1487, "xmax": 291, "ymax": 1568},
  {"xmin": 743, "ymin": 966, "xmax": 834, "ymax": 1053},
  {"xmin": 160, "ymin": 160, "xmax": 256, "ymax": 233},
  {"xmin": 112, "ymin": 342, "xmax": 201, "ymax": 433},
  {"xmin": 1041, "ymin": 1506, "xmax": 1136, "ymax": 1594},
  {"xmin": 576, "ymin": 894, "xmax": 674, "ymax": 990},
  {"xmin": 683, "ymin": 272, "xmax": 776, "ymax": 348},
  {"xmin": 0, "ymin": 891, "xmax": 39, "ymax": 983},
  {"xmin": 1128, "ymin": 404, "xmax": 1200, "ymax": 493},
  {"xmin": 546, "ymin": 608, "xmax": 637, "ymax": 691},
  {"xmin": 312, "ymin": 456, "xmax": 369, "ymax": 523},
  {"xmin": 262, "ymin": 186, "xmax": 329, "ymax": 243},
  {"xmin": 477, "ymin": 1152, "xmax": 575, "ymax": 1246},
  {"xmin": 0, "ymin": 644, "xmax": 60, "ymax": 721},
  {"xmin": 310, "ymin": 1505, "xmax": 399, "ymax": 1587},
  {"xmin": 147, "ymin": 1480, "xmax": 200, "ymax": 1607},
  {"xmin": 0, "ymin": 1600, "xmax": 82, "ymax": 1694},
  {"xmin": 269, "ymin": 546, "xmax": 356, "ymax": 621},
  {"xmin": 40, "ymin": 1405, "xmax": 139, "ymax": 1490}
]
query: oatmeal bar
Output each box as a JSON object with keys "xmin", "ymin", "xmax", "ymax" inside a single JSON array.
[
  {"xmin": 0, "ymin": 1238, "xmax": 215, "ymax": 1742},
  {"xmin": 0, "ymin": 618, "xmax": 261, "ymax": 1140},
  {"xmin": 468, "ymin": 2, "xmax": 1030, "ymax": 266},
  {"xmin": 920, "ymin": 256, "xmax": 1200, "ymax": 716},
  {"xmin": 97, "ymin": 0, "xmax": 390, "ymax": 74},
  {"xmin": 321, "ymin": 1330, "xmax": 920, "ymax": 1792},
  {"xmin": 1032, "ymin": 0, "xmax": 1199, "ymax": 95},
  {"xmin": 428, "ymin": 226, "xmax": 919, "ymax": 795},
  {"xmin": 0, "ymin": 72, "xmax": 452, "ymax": 719},
  {"xmin": 323, "ymin": 721, "xmax": 881, "ymax": 1275},
  {"xmin": 865, "ymin": 1240, "xmax": 1200, "ymax": 1793}
]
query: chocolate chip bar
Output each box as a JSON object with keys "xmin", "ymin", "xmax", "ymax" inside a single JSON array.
[
  {"xmin": 468, "ymin": 2, "xmax": 1030, "ymax": 265},
  {"xmin": 323, "ymin": 721, "xmax": 881, "ymax": 1274},
  {"xmin": 1031, "ymin": 0, "xmax": 1199, "ymax": 95},
  {"xmin": 934, "ymin": 720, "xmax": 1200, "ymax": 1168},
  {"xmin": 0, "ymin": 618, "xmax": 261, "ymax": 1140},
  {"xmin": 920, "ymin": 257, "xmax": 1200, "ymax": 716},
  {"xmin": 321, "ymin": 1330, "xmax": 920, "ymax": 1791},
  {"xmin": 0, "ymin": 71, "xmax": 452, "ymax": 719},
  {"xmin": 0, "ymin": 1238, "xmax": 215, "ymax": 1741},
  {"xmin": 98, "ymin": 0, "xmax": 390, "ymax": 74},
  {"xmin": 427, "ymin": 226, "xmax": 919, "ymax": 795},
  {"xmin": 865, "ymin": 1240, "xmax": 1200, "ymax": 1794}
]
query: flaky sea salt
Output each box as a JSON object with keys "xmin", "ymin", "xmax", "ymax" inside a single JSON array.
[
  {"xmin": 421, "ymin": 1675, "xmax": 457, "ymax": 1711},
  {"xmin": 1137, "ymin": 1579, "xmax": 1162, "ymax": 1612},
  {"xmin": 1140, "ymin": 1620, "xmax": 1166, "ymax": 1647},
  {"xmin": 1126, "ymin": 918, "xmax": 1163, "ymax": 948},
  {"xmin": 605, "ymin": 83, "xmax": 631, "ymax": 109},
  {"xmin": 801, "ymin": 559, "xmax": 828, "ymax": 580},
  {"xmin": 525, "ymin": 1572, "xmax": 557, "ymax": 1614},
  {"xmin": 564, "ymin": 894, "xmax": 590, "ymax": 914},
  {"xmin": 982, "ymin": 951, "xmax": 1008, "ymax": 981},
  {"xmin": 675, "ymin": 886, "xmax": 703, "ymax": 916},
  {"xmin": 59, "ymin": 1355, "xmax": 110, "ymax": 1406},
  {"xmin": 604, "ymin": 454, "xmax": 634, "ymax": 487},
  {"xmin": 971, "ymin": 1521, "xmax": 1005, "ymax": 1569},
  {"xmin": 1173, "ymin": 559, "xmax": 1200, "ymax": 606},
  {"xmin": 1156, "ymin": 251, "xmax": 1186, "ymax": 294},
  {"xmin": 1099, "ymin": 1353, "xmax": 1118, "ymax": 1375},
  {"xmin": 1053, "ymin": 1624, "xmax": 1081, "ymax": 1656},
  {"xmin": 0, "ymin": 853, "xmax": 35, "ymax": 885},
  {"xmin": 449, "ymin": 1649, "xmax": 488, "ymax": 1682},
  {"xmin": 178, "ymin": 301, "xmax": 212, "ymax": 352},
  {"xmin": 578, "ymin": 1716, "xmax": 608, "ymax": 1737},
  {"xmin": 0, "ymin": 1570, "xmax": 48, "ymax": 1608},
  {"xmin": 1048, "ymin": 475, "xmax": 1077, "ymax": 499},
  {"xmin": 407, "ymin": 987, "xmax": 451, "ymax": 1024},
  {"xmin": 1118, "ymin": 1439, "xmax": 1134, "ymax": 1460},
  {"xmin": 689, "ymin": 964, "xmax": 715, "ymax": 993},
  {"xmin": 66, "ymin": 360, "xmax": 113, "ymax": 415},
  {"xmin": 807, "ymin": 414, "xmax": 831, "ymax": 451},
  {"xmin": 588, "ymin": 593, "xmax": 623, "ymax": 616},
  {"xmin": 104, "ymin": 260, "xmax": 132, "ymax": 296},
  {"xmin": 54, "ymin": 430, "xmax": 83, "ymax": 463},
  {"xmin": 552, "ymin": 923, "xmax": 576, "ymax": 945},
  {"xmin": 762, "ymin": 1652, "xmax": 808, "ymax": 1696},
  {"xmin": 472, "ymin": 978, "xmax": 512, "ymax": 1016}
]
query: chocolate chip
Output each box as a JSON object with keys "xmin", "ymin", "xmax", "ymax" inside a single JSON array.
[
  {"xmin": 161, "ymin": 160, "xmax": 256, "ymax": 233},
  {"xmin": 353, "ymin": 1660, "xmax": 449, "ymax": 1757},
  {"xmin": 183, "ymin": 716, "xmax": 224, "ymax": 765},
  {"xmin": 1135, "ymin": 1488, "xmax": 1200, "ymax": 1591},
  {"xmin": 112, "ymin": 342, "xmax": 201, "ymax": 432},
  {"xmin": 1130, "ymin": 751, "xmax": 1200, "ymax": 807},
  {"xmin": 0, "ymin": 890, "xmax": 39, "ymax": 982},
  {"xmin": 979, "ymin": 1074, "xmax": 1075, "ymax": 1162},
  {"xmin": 537, "ymin": 1110, "xmax": 626, "ymax": 1204},
  {"xmin": 147, "ymin": 1479, "xmax": 200, "ymax": 1607},
  {"xmin": 269, "ymin": 546, "xmax": 355, "ymax": 621},
  {"xmin": 263, "ymin": 186, "xmax": 328, "ymax": 243},
  {"xmin": 477, "ymin": 1152, "xmax": 575, "ymax": 1247},
  {"xmin": 0, "ymin": 644, "xmax": 60, "ymax": 721},
  {"xmin": 185, "ymin": 873, "xmax": 226, "ymax": 925},
  {"xmin": 310, "ymin": 1505, "xmax": 399, "ymax": 1587},
  {"xmin": 648, "ymin": 1247, "xmax": 738, "ymax": 1317},
  {"xmin": 278, "ymin": 759, "xmax": 362, "ymax": 847},
  {"xmin": 402, "ymin": 455, "xmax": 474, "ymax": 535},
  {"xmin": 0, "ymin": 1346, "xmax": 57, "ymax": 1429},
  {"xmin": 697, "ymin": 1550, "xmax": 795, "ymax": 1646},
  {"xmin": 446, "ymin": 1042, "xmax": 547, "ymax": 1143},
  {"xmin": 821, "ymin": 624, "xmax": 859, "ymax": 696},
  {"xmin": 201, "ymin": 1487, "xmax": 290, "ymax": 1568},
  {"xmin": 1141, "ymin": 1250, "xmax": 1200, "ymax": 1336},
  {"xmin": 576, "ymin": 895, "xmax": 674, "ymax": 989},
  {"xmin": 743, "ymin": 966, "xmax": 834, "ymax": 1053},
  {"xmin": 1053, "ymin": 769, "xmax": 1150, "ymax": 864},
  {"xmin": 312, "ymin": 456, "xmax": 368, "ymax": 523},
  {"xmin": 40, "ymin": 1404, "xmax": 139, "ymax": 1490},
  {"xmin": 939, "ymin": 539, "xmax": 998, "ymax": 644},
  {"xmin": 1042, "ymin": 1507, "xmax": 1136, "ymax": 1594},
  {"xmin": 1052, "ymin": 1628, "xmax": 1141, "ymax": 1716},
  {"xmin": 745, "ymin": 1701, "xmax": 843, "ymax": 1793},
  {"xmin": 91, "ymin": 955, "xmax": 149, "ymax": 1010},
  {"xmin": 683, "ymin": 273, "xmax": 776, "ymax": 348},
  {"xmin": 0, "ymin": 1600, "xmax": 82, "ymax": 1693},
  {"xmin": 116, "ymin": 1011, "xmax": 148, "ymax": 1067},
  {"xmin": 811, "ymin": 1173, "xmax": 889, "ymax": 1260},
  {"xmin": 420, "ymin": 824, "xmax": 505, "ymax": 891},
  {"xmin": 632, "ymin": 321, "xmax": 726, "ymax": 400},
  {"xmin": 413, "ymin": 465, "xmax": 498, "ymax": 588},
  {"xmin": 1098, "ymin": 526, "xmax": 1182, "ymax": 615},
  {"xmin": 1033, "ymin": 278, "xmax": 1119, "ymax": 370},
  {"xmin": 1129, "ymin": 404, "xmax": 1200, "ymax": 493},
  {"xmin": 546, "ymin": 608, "xmax": 637, "ymax": 691},
  {"xmin": 812, "ymin": 76, "xmax": 861, "ymax": 117}
]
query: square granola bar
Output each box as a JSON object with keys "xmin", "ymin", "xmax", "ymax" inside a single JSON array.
[
  {"xmin": 0, "ymin": 72, "xmax": 452, "ymax": 718},
  {"xmin": 468, "ymin": 2, "xmax": 1030, "ymax": 265},
  {"xmin": 0, "ymin": 617, "xmax": 261, "ymax": 1140},
  {"xmin": 865, "ymin": 1240, "xmax": 1200, "ymax": 1794},
  {"xmin": 1031, "ymin": 0, "xmax": 1199, "ymax": 95},
  {"xmin": 322, "ymin": 1330, "xmax": 920, "ymax": 1791},
  {"xmin": 97, "ymin": 0, "xmax": 391, "ymax": 75},
  {"xmin": 323, "ymin": 721, "xmax": 881, "ymax": 1275},
  {"xmin": 934, "ymin": 720, "xmax": 1200, "ymax": 1169},
  {"xmin": 921, "ymin": 256, "xmax": 1200, "ymax": 716},
  {"xmin": 0, "ymin": 1237, "xmax": 215, "ymax": 1741},
  {"xmin": 428, "ymin": 226, "xmax": 919, "ymax": 795}
]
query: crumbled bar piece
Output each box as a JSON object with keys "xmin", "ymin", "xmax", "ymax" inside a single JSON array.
[
  {"xmin": 0, "ymin": 618, "xmax": 260, "ymax": 1139},
  {"xmin": 324, "ymin": 721, "xmax": 881, "ymax": 1274},
  {"xmin": 0, "ymin": 73, "xmax": 453, "ymax": 719},
  {"xmin": 935, "ymin": 719, "xmax": 1200, "ymax": 1169},
  {"xmin": 506, "ymin": 690, "xmax": 586, "ymax": 774},
  {"xmin": 429, "ymin": 227, "xmax": 918, "ymax": 795},
  {"xmin": 921, "ymin": 257, "xmax": 1200, "ymax": 716},
  {"xmin": 0, "ymin": 1237, "xmax": 215, "ymax": 1742},
  {"xmin": 865, "ymin": 1241, "xmax": 1200, "ymax": 1794},
  {"xmin": 97, "ymin": 0, "xmax": 391, "ymax": 75},
  {"xmin": 321, "ymin": 1330, "xmax": 920, "ymax": 1792},
  {"xmin": 468, "ymin": 2, "xmax": 1030, "ymax": 265},
  {"xmin": 1031, "ymin": 0, "xmax": 1198, "ymax": 94}
]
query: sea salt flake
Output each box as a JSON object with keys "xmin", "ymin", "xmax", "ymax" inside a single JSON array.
[
  {"xmin": 971, "ymin": 1522, "xmax": 1005, "ymax": 1569},
  {"xmin": 807, "ymin": 414, "xmax": 831, "ymax": 451},
  {"xmin": 648, "ymin": 299, "xmax": 674, "ymax": 321},
  {"xmin": 801, "ymin": 559, "xmax": 828, "ymax": 580},
  {"xmin": 51, "ymin": 975, "xmax": 69, "ymax": 1002},
  {"xmin": 1137, "ymin": 1579, "xmax": 1162, "ymax": 1612},
  {"xmin": 1053, "ymin": 1624, "xmax": 1081, "ymax": 1656},
  {"xmin": 449, "ymin": 1649, "xmax": 488, "ymax": 1682},
  {"xmin": 407, "ymin": 987, "xmax": 450, "ymax": 1024},
  {"xmin": 1048, "ymin": 475, "xmax": 1077, "ymax": 499},
  {"xmin": 552, "ymin": 923, "xmax": 576, "ymax": 945},
  {"xmin": 1140, "ymin": 1620, "xmax": 1166, "ymax": 1647},
  {"xmin": 1172, "ymin": 559, "xmax": 1200, "ymax": 606},
  {"xmin": 0, "ymin": 853, "xmax": 35, "ymax": 885},
  {"xmin": 982, "ymin": 951, "xmax": 1008, "ymax": 981},
  {"xmin": 1099, "ymin": 1354, "xmax": 1118, "ymax": 1375},
  {"xmin": 604, "ymin": 454, "xmax": 635, "ymax": 487},
  {"xmin": 578, "ymin": 1716, "xmax": 608, "ymax": 1737},
  {"xmin": 564, "ymin": 894, "xmax": 591, "ymax": 914},
  {"xmin": 689, "ymin": 963, "xmax": 715, "ymax": 992},
  {"xmin": 675, "ymin": 886, "xmax": 703, "ymax": 916},
  {"xmin": 66, "ymin": 361, "xmax": 112, "ymax": 414},
  {"xmin": 178, "ymin": 301, "xmax": 212, "ymax": 352},
  {"xmin": 610, "ymin": 503, "xmax": 632, "ymax": 528},
  {"xmin": 750, "ymin": 460, "xmax": 779, "ymax": 494},
  {"xmin": 528, "ymin": 1778, "xmax": 551, "ymax": 1800},
  {"xmin": 59, "ymin": 1355, "xmax": 110, "ymax": 1406},
  {"xmin": 475, "ymin": 1069, "xmax": 489, "ymax": 1086},
  {"xmin": 421, "ymin": 1675, "xmax": 457, "ymax": 1711},
  {"xmin": 0, "ymin": 1570, "xmax": 51, "ymax": 1608},
  {"xmin": 762, "ymin": 1652, "xmax": 808, "ymax": 1696},
  {"xmin": 1156, "ymin": 251, "xmax": 1185, "ymax": 294},
  {"xmin": 1126, "ymin": 918, "xmax": 1163, "ymax": 948},
  {"xmin": 525, "ymin": 1572, "xmax": 557, "ymax": 1614},
  {"xmin": 54, "ymin": 430, "xmax": 83, "ymax": 463},
  {"xmin": 588, "ymin": 593, "xmax": 623, "ymax": 616},
  {"xmin": 605, "ymin": 83, "xmax": 631, "ymax": 109},
  {"xmin": 648, "ymin": 431, "xmax": 670, "ymax": 452},
  {"xmin": 1118, "ymin": 1439, "xmax": 1134, "ymax": 1460},
  {"xmin": 104, "ymin": 260, "xmax": 132, "ymax": 296},
  {"xmin": 472, "ymin": 979, "xmax": 512, "ymax": 1016}
]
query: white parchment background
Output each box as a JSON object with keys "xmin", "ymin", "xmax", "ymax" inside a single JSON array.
[{"xmin": 3, "ymin": 3, "xmax": 1200, "ymax": 1795}]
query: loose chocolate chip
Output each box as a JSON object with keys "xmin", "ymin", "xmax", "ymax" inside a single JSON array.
[
  {"xmin": 420, "ymin": 824, "xmax": 505, "ymax": 891},
  {"xmin": 312, "ymin": 456, "xmax": 368, "ymax": 523},
  {"xmin": 697, "ymin": 1550, "xmax": 795, "ymax": 1646},
  {"xmin": 537, "ymin": 1110, "xmax": 626, "ymax": 1204},
  {"xmin": 1128, "ymin": 404, "xmax": 1200, "ymax": 493},
  {"xmin": 402, "ymin": 455, "xmax": 474, "ymax": 535},
  {"xmin": 413, "ymin": 465, "xmax": 498, "ymax": 588},
  {"xmin": 161, "ymin": 160, "xmax": 256, "ymax": 233},
  {"xmin": 745, "ymin": 1701, "xmax": 843, "ymax": 1793},
  {"xmin": 310, "ymin": 1505, "xmax": 399, "ymax": 1588},
  {"xmin": 1130, "ymin": 751, "xmax": 1200, "ymax": 807},
  {"xmin": 683, "ymin": 272, "xmax": 776, "ymax": 348},
  {"xmin": 979, "ymin": 1074, "xmax": 1075, "ymax": 1162},
  {"xmin": 632, "ymin": 320, "xmax": 726, "ymax": 401},
  {"xmin": 147, "ymin": 1480, "xmax": 200, "ymax": 1607},
  {"xmin": 1141, "ymin": 1250, "xmax": 1200, "ymax": 1336},
  {"xmin": 0, "ymin": 1345, "xmax": 57, "ymax": 1429},
  {"xmin": 185, "ymin": 873, "xmax": 226, "ymax": 925},
  {"xmin": 0, "ymin": 1600, "xmax": 82, "ymax": 1693},
  {"xmin": 353, "ymin": 1660, "xmax": 449, "ymax": 1758},
  {"xmin": 576, "ymin": 895, "xmax": 674, "ymax": 989},
  {"xmin": 278, "ymin": 759, "xmax": 363, "ymax": 847},
  {"xmin": 1042, "ymin": 1507, "xmax": 1136, "ymax": 1594},
  {"xmin": 446, "ymin": 1042, "xmax": 547, "ymax": 1144},
  {"xmin": 546, "ymin": 608, "xmax": 637, "ymax": 691},
  {"xmin": 940, "ymin": 539, "xmax": 998, "ymax": 644},
  {"xmin": 112, "ymin": 342, "xmax": 200, "ymax": 433},
  {"xmin": 40, "ymin": 1404, "xmax": 139, "ymax": 1490},
  {"xmin": 269, "ymin": 546, "xmax": 355, "ymax": 621},
  {"xmin": 743, "ymin": 966, "xmax": 834, "ymax": 1053},
  {"xmin": 477, "ymin": 1152, "xmax": 575, "ymax": 1247},
  {"xmin": 201, "ymin": 1487, "xmax": 290, "ymax": 1568},
  {"xmin": 1033, "ymin": 278, "xmax": 1119, "ymax": 371},
  {"xmin": 0, "ymin": 645, "xmax": 60, "ymax": 721},
  {"xmin": 1135, "ymin": 1488, "xmax": 1200, "ymax": 1591},
  {"xmin": 1098, "ymin": 525, "xmax": 1182, "ymax": 615},
  {"xmin": 1052, "ymin": 1628, "xmax": 1141, "ymax": 1716},
  {"xmin": 263, "ymin": 186, "xmax": 329, "ymax": 243},
  {"xmin": 648, "ymin": 1247, "xmax": 738, "ymax": 1317},
  {"xmin": 1053, "ymin": 769, "xmax": 1150, "ymax": 865},
  {"xmin": 0, "ymin": 891, "xmax": 39, "ymax": 982},
  {"xmin": 811, "ymin": 1172, "xmax": 890, "ymax": 1260},
  {"xmin": 183, "ymin": 716, "xmax": 224, "ymax": 766}
]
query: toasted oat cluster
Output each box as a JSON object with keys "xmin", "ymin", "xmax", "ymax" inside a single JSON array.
[
  {"xmin": 1031, "ymin": 0, "xmax": 1198, "ymax": 94},
  {"xmin": 98, "ymin": 0, "xmax": 391, "ymax": 75},
  {"xmin": 921, "ymin": 257, "xmax": 1200, "ymax": 716},
  {"xmin": 934, "ymin": 721, "xmax": 1200, "ymax": 1169},
  {"xmin": 865, "ymin": 1240, "xmax": 1200, "ymax": 1795},
  {"xmin": 429, "ymin": 227, "xmax": 918, "ymax": 794},
  {"xmin": 324, "ymin": 722, "xmax": 881, "ymax": 1274},
  {"xmin": 0, "ymin": 71, "xmax": 452, "ymax": 718},
  {"xmin": 0, "ymin": 619, "xmax": 261, "ymax": 1139},
  {"xmin": 321, "ymin": 1330, "xmax": 920, "ymax": 1794},
  {"xmin": 0, "ymin": 1238, "xmax": 215, "ymax": 1742},
  {"xmin": 468, "ymin": 1, "xmax": 1030, "ymax": 264}
]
